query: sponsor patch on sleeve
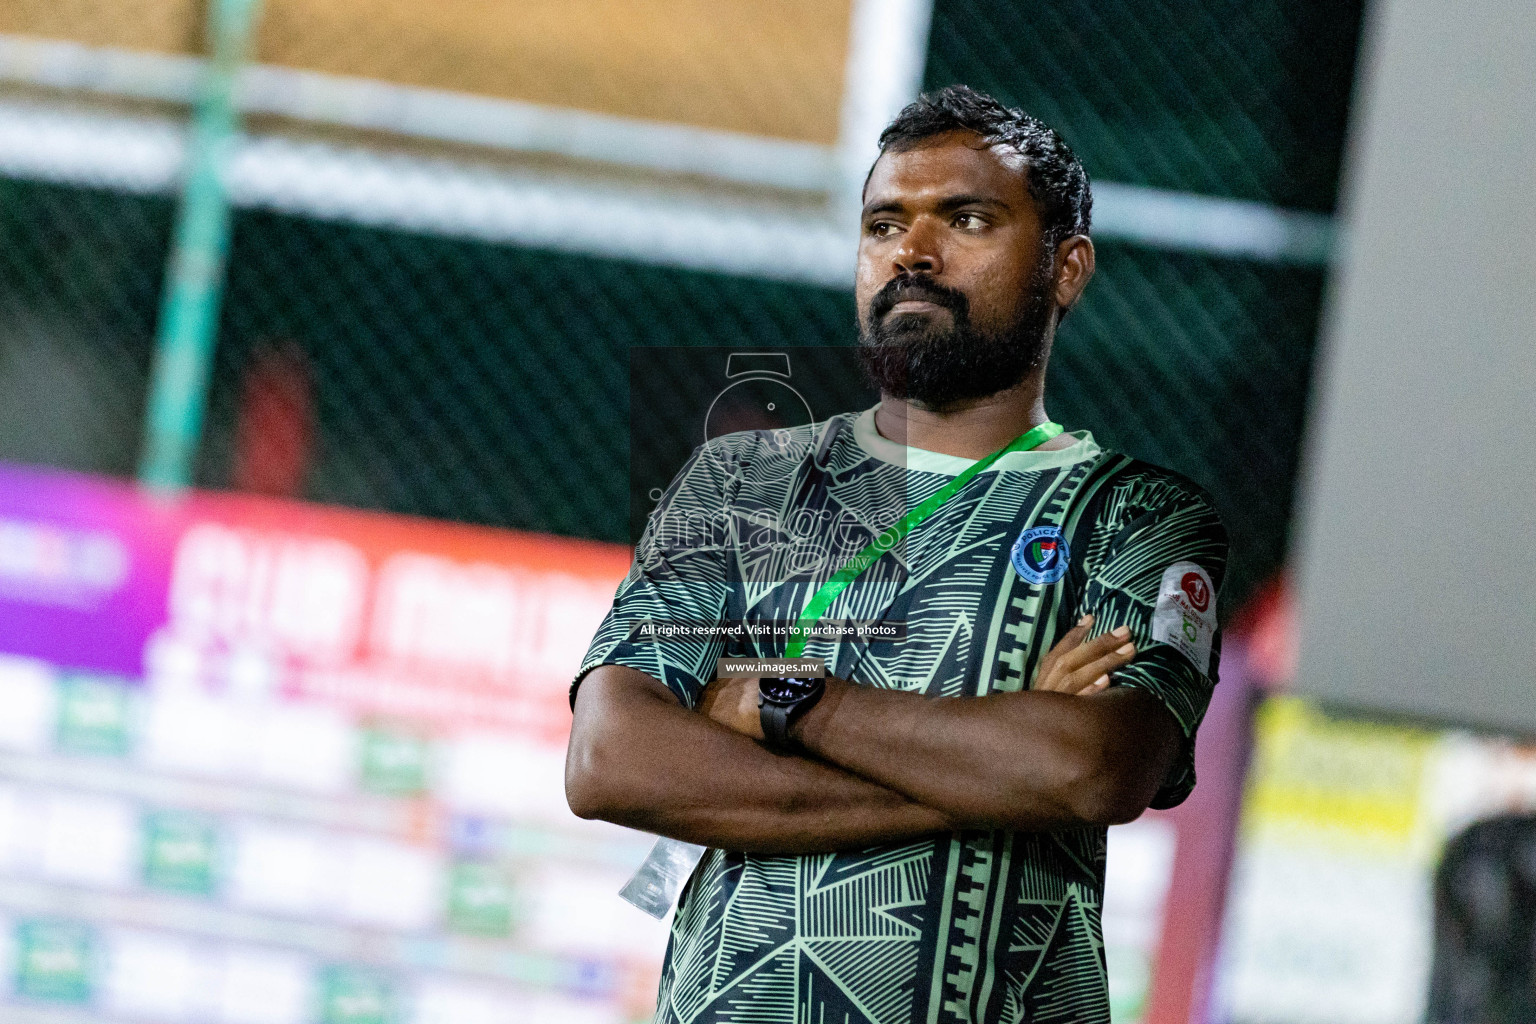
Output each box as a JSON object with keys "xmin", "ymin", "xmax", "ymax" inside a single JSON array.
[{"xmin": 1150, "ymin": 560, "xmax": 1217, "ymax": 675}]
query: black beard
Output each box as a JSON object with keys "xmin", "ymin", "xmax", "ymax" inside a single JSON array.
[{"xmin": 857, "ymin": 261, "xmax": 1055, "ymax": 408}]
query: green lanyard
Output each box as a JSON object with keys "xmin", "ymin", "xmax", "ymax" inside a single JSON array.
[{"xmin": 784, "ymin": 420, "xmax": 1064, "ymax": 658}]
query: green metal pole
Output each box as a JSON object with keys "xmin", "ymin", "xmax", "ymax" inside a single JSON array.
[{"xmin": 139, "ymin": 0, "xmax": 263, "ymax": 490}]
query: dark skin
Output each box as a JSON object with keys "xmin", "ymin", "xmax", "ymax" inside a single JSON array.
[{"xmin": 566, "ymin": 131, "xmax": 1181, "ymax": 851}]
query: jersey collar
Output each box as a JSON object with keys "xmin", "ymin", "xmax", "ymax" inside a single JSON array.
[{"xmin": 851, "ymin": 404, "xmax": 1101, "ymax": 476}]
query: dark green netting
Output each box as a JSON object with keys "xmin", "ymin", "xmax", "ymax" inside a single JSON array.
[
  {"xmin": 195, "ymin": 213, "xmax": 858, "ymax": 539},
  {"xmin": 0, "ymin": 179, "xmax": 167, "ymax": 476},
  {"xmin": 926, "ymin": 0, "xmax": 1364, "ymax": 211}
]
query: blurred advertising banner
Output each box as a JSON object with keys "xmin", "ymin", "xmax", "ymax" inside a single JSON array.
[
  {"xmin": 0, "ymin": 460, "xmax": 672, "ymax": 1023},
  {"xmin": 0, "ymin": 459, "xmax": 624, "ymax": 737},
  {"xmin": 1217, "ymin": 696, "xmax": 1536, "ymax": 1024}
]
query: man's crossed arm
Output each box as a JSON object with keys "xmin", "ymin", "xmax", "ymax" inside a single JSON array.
[{"xmin": 564, "ymin": 617, "xmax": 1181, "ymax": 855}]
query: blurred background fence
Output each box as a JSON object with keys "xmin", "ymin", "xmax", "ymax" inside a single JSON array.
[{"xmin": 0, "ymin": 0, "xmax": 1363, "ymax": 612}]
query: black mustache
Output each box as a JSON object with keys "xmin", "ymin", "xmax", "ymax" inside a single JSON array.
[{"xmin": 868, "ymin": 276, "xmax": 969, "ymax": 322}]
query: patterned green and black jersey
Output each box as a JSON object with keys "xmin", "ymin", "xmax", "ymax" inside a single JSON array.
[{"xmin": 576, "ymin": 406, "xmax": 1228, "ymax": 1024}]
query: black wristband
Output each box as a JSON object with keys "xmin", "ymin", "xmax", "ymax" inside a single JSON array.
[
  {"xmin": 758, "ymin": 676, "xmax": 824, "ymax": 753},
  {"xmin": 762, "ymin": 701, "xmax": 793, "ymax": 749}
]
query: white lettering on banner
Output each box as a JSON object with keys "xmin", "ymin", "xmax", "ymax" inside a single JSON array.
[
  {"xmin": 167, "ymin": 525, "xmax": 614, "ymax": 694},
  {"xmin": 1149, "ymin": 560, "xmax": 1217, "ymax": 675},
  {"xmin": 0, "ymin": 518, "xmax": 129, "ymax": 601},
  {"xmin": 168, "ymin": 524, "xmax": 368, "ymax": 665},
  {"xmin": 370, "ymin": 552, "xmax": 613, "ymax": 682},
  {"xmin": 371, "ymin": 554, "xmax": 522, "ymax": 678},
  {"xmin": 529, "ymin": 574, "xmax": 614, "ymax": 677}
]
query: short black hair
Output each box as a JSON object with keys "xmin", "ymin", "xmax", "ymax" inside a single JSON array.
[{"xmin": 875, "ymin": 84, "xmax": 1092, "ymax": 249}]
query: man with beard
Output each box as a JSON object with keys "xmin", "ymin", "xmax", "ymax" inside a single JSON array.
[{"xmin": 567, "ymin": 85, "xmax": 1227, "ymax": 1023}]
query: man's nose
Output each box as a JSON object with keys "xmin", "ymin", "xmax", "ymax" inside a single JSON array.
[{"xmin": 892, "ymin": 219, "xmax": 943, "ymax": 276}]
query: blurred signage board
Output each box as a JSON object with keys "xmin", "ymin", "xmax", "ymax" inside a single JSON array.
[
  {"xmin": 0, "ymin": 0, "xmax": 851, "ymax": 143},
  {"xmin": 0, "ymin": 460, "xmax": 672, "ymax": 1023},
  {"xmin": 1217, "ymin": 697, "xmax": 1536, "ymax": 1024}
]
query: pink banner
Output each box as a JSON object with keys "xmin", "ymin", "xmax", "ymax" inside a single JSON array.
[{"xmin": 0, "ymin": 461, "xmax": 630, "ymax": 737}]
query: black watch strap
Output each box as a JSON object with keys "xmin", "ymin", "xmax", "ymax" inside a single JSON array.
[
  {"xmin": 762, "ymin": 701, "xmax": 793, "ymax": 750},
  {"xmin": 758, "ymin": 676, "xmax": 824, "ymax": 753}
]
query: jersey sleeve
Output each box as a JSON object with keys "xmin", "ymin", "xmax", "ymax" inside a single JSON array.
[
  {"xmin": 1079, "ymin": 483, "xmax": 1229, "ymax": 808},
  {"xmin": 572, "ymin": 442, "xmax": 734, "ymax": 710}
]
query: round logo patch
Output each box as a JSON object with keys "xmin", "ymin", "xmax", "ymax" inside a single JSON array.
[
  {"xmin": 1181, "ymin": 570, "xmax": 1211, "ymax": 612},
  {"xmin": 1011, "ymin": 525, "xmax": 1070, "ymax": 585}
]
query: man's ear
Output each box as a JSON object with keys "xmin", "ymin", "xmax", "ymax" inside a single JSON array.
[{"xmin": 1053, "ymin": 235, "xmax": 1096, "ymax": 314}]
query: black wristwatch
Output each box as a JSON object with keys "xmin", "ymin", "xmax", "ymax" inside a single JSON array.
[{"xmin": 758, "ymin": 676, "xmax": 825, "ymax": 752}]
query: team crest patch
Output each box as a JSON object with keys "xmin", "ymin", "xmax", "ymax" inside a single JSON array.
[{"xmin": 1011, "ymin": 525, "xmax": 1070, "ymax": 585}]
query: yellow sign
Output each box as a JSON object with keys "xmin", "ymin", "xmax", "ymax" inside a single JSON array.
[{"xmin": 1242, "ymin": 697, "xmax": 1437, "ymax": 856}]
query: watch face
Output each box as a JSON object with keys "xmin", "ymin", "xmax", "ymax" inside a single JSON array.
[{"xmin": 759, "ymin": 677, "xmax": 819, "ymax": 704}]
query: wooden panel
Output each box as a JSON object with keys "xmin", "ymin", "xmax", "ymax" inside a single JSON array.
[
  {"xmin": 0, "ymin": 0, "xmax": 853, "ymax": 144},
  {"xmin": 0, "ymin": 0, "xmax": 200, "ymax": 54},
  {"xmin": 257, "ymin": 0, "xmax": 851, "ymax": 143}
]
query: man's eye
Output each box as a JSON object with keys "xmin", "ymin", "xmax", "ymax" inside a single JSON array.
[
  {"xmin": 954, "ymin": 213, "xmax": 987, "ymax": 231},
  {"xmin": 869, "ymin": 222, "xmax": 899, "ymax": 238}
]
